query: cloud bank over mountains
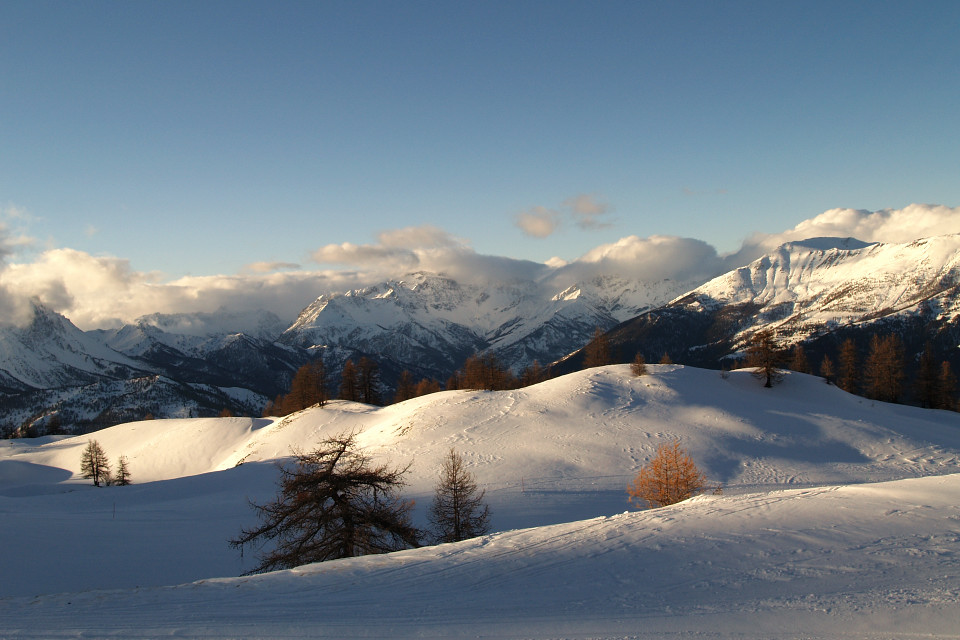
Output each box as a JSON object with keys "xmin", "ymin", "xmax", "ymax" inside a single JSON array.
[{"xmin": 1, "ymin": 204, "xmax": 958, "ymax": 330}]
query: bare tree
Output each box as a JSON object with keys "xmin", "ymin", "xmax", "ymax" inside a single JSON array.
[
  {"xmin": 80, "ymin": 440, "xmax": 111, "ymax": 487},
  {"xmin": 627, "ymin": 440, "xmax": 707, "ymax": 509},
  {"xmin": 428, "ymin": 449, "xmax": 491, "ymax": 543},
  {"xmin": 229, "ymin": 434, "xmax": 419, "ymax": 574}
]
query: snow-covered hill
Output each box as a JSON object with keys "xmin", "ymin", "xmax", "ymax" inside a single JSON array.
[
  {"xmin": 4, "ymin": 473, "xmax": 957, "ymax": 639},
  {"xmin": 3, "ymin": 365, "xmax": 960, "ymax": 623}
]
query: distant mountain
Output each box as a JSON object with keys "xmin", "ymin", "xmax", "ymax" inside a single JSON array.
[
  {"xmin": 279, "ymin": 271, "xmax": 695, "ymax": 380},
  {"xmin": 0, "ymin": 305, "xmax": 301, "ymax": 436},
  {"xmin": 0, "ymin": 301, "xmax": 148, "ymax": 393},
  {"xmin": 8, "ymin": 234, "xmax": 960, "ymax": 435},
  {"xmin": 577, "ymin": 235, "xmax": 960, "ymax": 378}
]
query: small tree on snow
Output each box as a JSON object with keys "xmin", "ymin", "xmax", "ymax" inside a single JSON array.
[
  {"xmin": 115, "ymin": 456, "xmax": 132, "ymax": 486},
  {"xmin": 627, "ymin": 440, "xmax": 707, "ymax": 509},
  {"xmin": 630, "ymin": 352, "xmax": 647, "ymax": 376},
  {"xmin": 746, "ymin": 329, "xmax": 783, "ymax": 388},
  {"xmin": 80, "ymin": 440, "xmax": 111, "ymax": 487},
  {"xmin": 229, "ymin": 433, "xmax": 419, "ymax": 574},
  {"xmin": 429, "ymin": 448, "xmax": 491, "ymax": 543}
]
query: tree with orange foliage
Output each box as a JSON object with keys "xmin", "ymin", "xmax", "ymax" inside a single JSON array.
[{"xmin": 627, "ymin": 440, "xmax": 707, "ymax": 509}]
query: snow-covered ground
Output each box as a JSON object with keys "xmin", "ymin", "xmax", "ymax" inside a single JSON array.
[{"xmin": 2, "ymin": 365, "xmax": 959, "ymax": 638}]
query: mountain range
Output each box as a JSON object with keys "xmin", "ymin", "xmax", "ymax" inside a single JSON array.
[{"xmin": 3, "ymin": 233, "xmax": 960, "ymax": 435}]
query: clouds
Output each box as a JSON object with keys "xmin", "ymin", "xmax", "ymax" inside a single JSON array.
[
  {"xmin": 515, "ymin": 207, "xmax": 561, "ymax": 238},
  {"xmin": 515, "ymin": 194, "xmax": 613, "ymax": 238},
  {"xmin": 563, "ymin": 235, "xmax": 723, "ymax": 284},
  {"xmin": 2, "ymin": 203, "xmax": 959, "ymax": 331},
  {"xmin": 563, "ymin": 194, "xmax": 613, "ymax": 230},
  {"xmin": 728, "ymin": 203, "xmax": 960, "ymax": 267}
]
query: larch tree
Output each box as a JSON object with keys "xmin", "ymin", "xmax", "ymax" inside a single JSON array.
[
  {"xmin": 746, "ymin": 329, "xmax": 783, "ymax": 388},
  {"xmin": 936, "ymin": 361, "xmax": 958, "ymax": 410},
  {"xmin": 630, "ymin": 352, "xmax": 647, "ymax": 377},
  {"xmin": 820, "ymin": 354, "xmax": 836, "ymax": 385},
  {"xmin": 583, "ymin": 326, "xmax": 612, "ymax": 369},
  {"xmin": 788, "ymin": 344, "xmax": 810, "ymax": 374},
  {"xmin": 864, "ymin": 334, "xmax": 905, "ymax": 403},
  {"xmin": 393, "ymin": 370, "xmax": 417, "ymax": 404},
  {"xmin": 286, "ymin": 358, "xmax": 328, "ymax": 412},
  {"xmin": 914, "ymin": 344, "xmax": 939, "ymax": 408},
  {"xmin": 229, "ymin": 434, "xmax": 420, "ymax": 574},
  {"xmin": 414, "ymin": 378, "xmax": 442, "ymax": 397},
  {"xmin": 428, "ymin": 448, "xmax": 491, "ymax": 544},
  {"xmin": 357, "ymin": 357, "xmax": 381, "ymax": 405},
  {"xmin": 114, "ymin": 455, "xmax": 132, "ymax": 486},
  {"xmin": 338, "ymin": 359, "xmax": 360, "ymax": 401},
  {"xmin": 80, "ymin": 440, "xmax": 111, "ymax": 487},
  {"xmin": 837, "ymin": 338, "xmax": 860, "ymax": 394},
  {"xmin": 627, "ymin": 440, "xmax": 707, "ymax": 509}
]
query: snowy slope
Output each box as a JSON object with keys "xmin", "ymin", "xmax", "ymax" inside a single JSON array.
[
  {"xmin": 3, "ymin": 364, "xmax": 960, "ymax": 609},
  {"xmin": 2, "ymin": 473, "xmax": 958, "ymax": 638}
]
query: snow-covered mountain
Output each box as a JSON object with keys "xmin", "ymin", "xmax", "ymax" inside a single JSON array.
[
  {"xmin": 2, "ymin": 365, "xmax": 959, "ymax": 637},
  {"xmin": 0, "ymin": 306, "xmax": 299, "ymax": 435},
  {"xmin": 595, "ymin": 235, "xmax": 960, "ymax": 371},
  {"xmin": 0, "ymin": 301, "xmax": 148, "ymax": 393},
  {"xmin": 280, "ymin": 271, "xmax": 695, "ymax": 378},
  {"xmin": 7, "ymin": 233, "xmax": 960, "ymax": 434}
]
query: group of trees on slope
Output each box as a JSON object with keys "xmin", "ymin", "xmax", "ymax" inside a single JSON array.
[
  {"xmin": 230, "ymin": 434, "xmax": 490, "ymax": 574},
  {"xmin": 79, "ymin": 440, "xmax": 132, "ymax": 487},
  {"xmin": 230, "ymin": 430, "xmax": 710, "ymax": 575},
  {"xmin": 750, "ymin": 331, "xmax": 957, "ymax": 409}
]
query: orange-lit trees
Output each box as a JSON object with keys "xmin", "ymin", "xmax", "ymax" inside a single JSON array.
[{"xmin": 627, "ymin": 440, "xmax": 707, "ymax": 509}]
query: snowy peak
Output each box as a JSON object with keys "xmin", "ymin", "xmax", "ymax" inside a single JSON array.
[
  {"xmin": 279, "ymin": 271, "xmax": 693, "ymax": 374},
  {"xmin": 691, "ymin": 234, "xmax": 960, "ymax": 328},
  {"xmin": 0, "ymin": 302, "xmax": 144, "ymax": 390}
]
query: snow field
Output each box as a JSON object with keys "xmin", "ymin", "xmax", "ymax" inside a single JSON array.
[{"xmin": 2, "ymin": 365, "xmax": 960, "ymax": 638}]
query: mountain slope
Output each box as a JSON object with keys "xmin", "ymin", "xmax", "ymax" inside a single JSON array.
[
  {"xmin": 0, "ymin": 302, "xmax": 148, "ymax": 392},
  {"xmin": 584, "ymin": 235, "xmax": 960, "ymax": 371},
  {"xmin": 280, "ymin": 271, "xmax": 696, "ymax": 378}
]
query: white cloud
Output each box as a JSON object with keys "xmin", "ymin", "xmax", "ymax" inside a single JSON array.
[
  {"xmin": 241, "ymin": 261, "xmax": 302, "ymax": 274},
  {"xmin": 2, "ymin": 204, "xmax": 958, "ymax": 331},
  {"xmin": 376, "ymin": 225, "xmax": 463, "ymax": 249},
  {"xmin": 515, "ymin": 207, "xmax": 561, "ymax": 238},
  {"xmin": 563, "ymin": 194, "xmax": 613, "ymax": 230},
  {"xmin": 727, "ymin": 203, "xmax": 960, "ymax": 268},
  {"xmin": 561, "ymin": 235, "xmax": 723, "ymax": 284}
]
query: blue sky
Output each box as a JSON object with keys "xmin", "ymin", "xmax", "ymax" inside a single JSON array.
[{"xmin": 2, "ymin": 1, "xmax": 960, "ymax": 326}]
